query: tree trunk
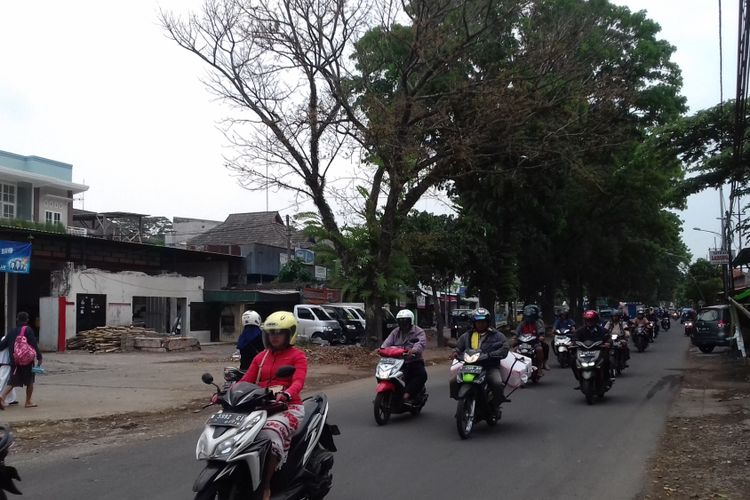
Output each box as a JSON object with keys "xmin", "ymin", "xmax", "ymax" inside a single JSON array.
[
  {"xmin": 366, "ymin": 294, "xmax": 385, "ymax": 348},
  {"xmin": 541, "ymin": 285, "xmax": 556, "ymax": 327},
  {"xmin": 478, "ymin": 289, "xmax": 497, "ymax": 328},
  {"xmin": 432, "ymin": 286, "xmax": 445, "ymax": 347}
]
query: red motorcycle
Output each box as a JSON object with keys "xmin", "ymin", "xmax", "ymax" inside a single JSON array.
[{"xmin": 373, "ymin": 347, "xmax": 428, "ymax": 425}]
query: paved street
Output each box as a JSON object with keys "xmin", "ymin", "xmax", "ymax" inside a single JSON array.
[{"xmin": 17, "ymin": 326, "xmax": 687, "ymax": 500}]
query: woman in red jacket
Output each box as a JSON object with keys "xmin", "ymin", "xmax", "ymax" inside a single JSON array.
[{"xmin": 240, "ymin": 310, "xmax": 308, "ymax": 500}]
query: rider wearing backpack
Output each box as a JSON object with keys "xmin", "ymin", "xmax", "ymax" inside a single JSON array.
[{"xmin": 0, "ymin": 312, "xmax": 42, "ymax": 409}]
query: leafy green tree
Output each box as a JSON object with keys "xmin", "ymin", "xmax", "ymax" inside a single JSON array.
[
  {"xmin": 276, "ymin": 258, "xmax": 313, "ymax": 284},
  {"xmin": 680, "ymin": 258, "xmax": 723, "ymax": 307}
]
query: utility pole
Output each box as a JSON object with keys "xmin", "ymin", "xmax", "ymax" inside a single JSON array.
[{"xmin": 286, "ymin": 214, "xmax": 292, "ymax": 260}]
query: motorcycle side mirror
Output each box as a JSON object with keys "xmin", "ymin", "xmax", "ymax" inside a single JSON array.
[
  {"xmin": 275, "ymin": 366, "xmax": 296, "ymax": 378},
  {"xmin": 201, "ymin": 373, "xmax": 214, "ymax": 385}
]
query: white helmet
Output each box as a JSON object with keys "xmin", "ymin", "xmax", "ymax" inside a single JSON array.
[
  {"xmin": 242, "ymin": 310, "xmax": 262, "ymax": 327},
  {"xmin": 396, "ymin": 309, "xmax": 415, "ymax": 329}
]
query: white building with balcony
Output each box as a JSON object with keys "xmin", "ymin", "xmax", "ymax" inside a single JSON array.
[{"xmin": 0, "ymin": 149, "xmax": 88, "ymax": 228}]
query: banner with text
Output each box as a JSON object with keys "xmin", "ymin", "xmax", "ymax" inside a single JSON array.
[{"xmin": 0, "ymin": 241, "xmax": 31, "ymax": 274}]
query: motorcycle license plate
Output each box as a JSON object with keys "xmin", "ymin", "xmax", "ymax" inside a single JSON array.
[
  {"xmin": 207, "ymin": 412, "xmax": 246, "ymax": 427},
  {"xmin": 519, "ymin": 343, "xmax": 532, "ymax": 350},
  {"xmin": 460, "ymin": 365, "xmax": 483, "ymax": 375}
]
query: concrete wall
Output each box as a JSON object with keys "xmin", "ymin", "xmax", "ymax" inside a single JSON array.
[
  {"xmin": 50, "ymin": 268, "xmax": 205, "ymax": 340},
  {"xmin": 174, "ymin": 260, "xmax": 229, "ymax": 291},
  {"xmin": 166, "ymin": 218, "xmax": 221, "ymax": 247},
  {"xmin": 37, "ymin": 187, "xmax": 72, "ymax": 225}
]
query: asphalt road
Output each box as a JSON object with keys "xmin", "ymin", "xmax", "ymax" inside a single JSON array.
[{"xmin": 17, "ymin": 325, "xmax": 687, "ymax": 500}]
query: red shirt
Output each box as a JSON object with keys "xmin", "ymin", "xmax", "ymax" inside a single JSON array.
[{"xmin": 240, "ymin": 347, "xmax": 308, "ymax": 404}]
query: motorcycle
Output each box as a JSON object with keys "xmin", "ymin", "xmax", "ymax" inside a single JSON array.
[
  {"xmin": 661, "ymin": 317, "xmax": 671, "ymax": 331},
  {"xmin": 373, "ymin": 347, "xmax": 428, "ymax": 425},
  {"xmin": 609, "ymin": 330, "xmax": 629, "ymax": 376},
  {"xmin": 0, "ymin": 424, "xmax": 21, "ymax": 498},
  {"xmin": 553, "ymin": 328, "xmax": 574, "ymax": 368},
  {"xmin": 651, "ymin": 320, "xmax": 659, "ymax": 340},
  {"xmin": 452, "ymin": 349, "xmax": 506, "ymax": 439},
  {"xmin": 633, "ymin": 325, "xmax": 650, "ymax": 352},
  {"xmin": 573, "ymin": 340, "xmax": 612, "ymax": 405},
  {"xmin": 684, "ymin": 320, "xmax": 696, "ymax": 337},
  {"xmin": 515, "ymin": 333, "xmax": 542, "ymax": 383},
  {"xmin": 193, "ymin": 368, "xmax": 340, "ymax": 500}
]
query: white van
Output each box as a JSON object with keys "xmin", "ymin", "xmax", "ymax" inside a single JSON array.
[{"xmin": 294, "ymin": 304, "xmax": 343, "ymax": 345}]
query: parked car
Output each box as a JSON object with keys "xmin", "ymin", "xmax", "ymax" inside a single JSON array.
[
  {"xmin": 322, "ymin": 305, "xmax": 365, "ymax": 344},
  {"xmin": 690, "ymin": 305, "xmax": 732, "ymax": 353},
  {"xmin": 324, "ymin": 303, "xmax": 398, "ymax": 340},
  {"xmin": 451, "ymin": 308, "xmax": 474, "ymax": 338},
  {"xmin": 294, "ymin": 304, "xmax": 343, "ymax": 345}
]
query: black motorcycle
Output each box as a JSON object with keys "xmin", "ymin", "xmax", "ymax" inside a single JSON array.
[
  {"xmin": 452, "ymin": 349, "xmax": 507, "ymax": 439},
  {"xmin": 0, "ymin": 424, "xmax": 21, "ymax": 499},
  {"xmin": 609, "ymin": 329, "xmax": 629, "ymax": 377},
  {"xmin": 573, "ymin": 340, "xmax": 611, "ymax": 405},
  {"xmin": 633, "ymin": 325, "xmax": 650, "ymax": 352},
  {"xmin": 194, "ymin": 368, "xmax": 340, "ymax": 500},
  {"xmin": 660, "ymin": 317, "xmax": 671, "ymax": 331}
]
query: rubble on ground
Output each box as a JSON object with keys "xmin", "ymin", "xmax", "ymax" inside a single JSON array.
[{"xmin": 65, "ymin": 326, "xmax": 200, "ymax": 353}]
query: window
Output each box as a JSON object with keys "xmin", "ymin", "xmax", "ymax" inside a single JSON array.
[
  {"xmin": 697, "ymin": 309, "xmax": 720, "ymax": 322},
  {"xmin": 310, "ymin": 307, "xmax": 332, "ymax": 320},
  {"xmin": 0, "ymin": 183, "xmax": 15, "ymax": 219},
  {"xmin": 45, "ymin": 210, "xmax": 62, "ymax": 225},
  {"xmin": 297, "ymin": 308, "xmax": 314, "ymax": 320}
]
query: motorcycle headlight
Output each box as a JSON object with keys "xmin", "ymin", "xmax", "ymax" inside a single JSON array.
[
  {"xmin": 239, "ymin": 414, "xmax": 263, "ymax": 433},
  {"xmin": 611, "ymin": 334, "xmax": 618, "ymax": 341},
  {"xmin": 196, "ymin": 433, "xmax": 211, "ymax": 460},
  {"xmin": 346, "ymin": 325, "xmax": 356, "ymax": 330}
]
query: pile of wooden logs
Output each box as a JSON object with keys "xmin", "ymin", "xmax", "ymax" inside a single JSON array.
[{"xmin": 66, "ymin": 326, "xmax": 159, "ymax": 353}]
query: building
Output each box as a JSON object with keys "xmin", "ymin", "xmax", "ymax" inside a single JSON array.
[
  {"xmin": 187, "ymin": 211, "xmax": 311, "ymax": 283},
  {"xmin": 165, "ymin": 217, "xmax": 222, "ymax": 248},
  {"xmin": 0, "ymin": 149, "xmax": 88, "ymax": 227}
]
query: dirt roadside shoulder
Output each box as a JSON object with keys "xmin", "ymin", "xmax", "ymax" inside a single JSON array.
[
  {"xmin": 8, "ymin": 344, "xmax": 453, "ymax": 457},
  {"xmin": 642, "ymin": 347, "xmax": 750, "ymax": 499}
]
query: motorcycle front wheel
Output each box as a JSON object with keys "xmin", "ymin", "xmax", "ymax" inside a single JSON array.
[
  {"xmin": 456, "ymin": 396, "xmax": 476, "ymax": 439},
  {"xmin": 374, "ymin": 392, "xmax": 392, "ymax": 426},
  {"xmin": 581, "ymin": 379, "xmax": 594, "ymax": 405}
]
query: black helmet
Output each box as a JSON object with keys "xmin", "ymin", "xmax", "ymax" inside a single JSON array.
[
  {"xmin": 523, "ymin": 304, "xmax": 539, "ymax": 321},
  {"xmin": 472, "ymin": 308, "xmax": 491, "ymax": 324}
]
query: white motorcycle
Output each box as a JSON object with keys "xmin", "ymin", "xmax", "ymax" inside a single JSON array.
[
  {"xmin": 553, "ymin": 328, "xmax": 574, "ymax": 368},
  {"xmin": 194, "ymin": 368, "xmax": 340, "ymax": 500}
]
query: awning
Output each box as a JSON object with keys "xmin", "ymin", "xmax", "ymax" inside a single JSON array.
[
  {"xmin": 204, "ymin": 289, "xmax": 300, "ymax": 303},
  {"xmin": 733, "ymin": 247, "xmax": 750, "ymax": 267}
]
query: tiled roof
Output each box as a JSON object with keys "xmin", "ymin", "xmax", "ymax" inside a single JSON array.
[{"xmin": 187, "ymin": 211, "xmax": 309, "ymax": 248}]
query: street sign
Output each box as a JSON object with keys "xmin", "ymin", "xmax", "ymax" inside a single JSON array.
[
  {"xmin": 0, "ymin": 241, "xmax": 31, "ymax": 274},
  {"xmin": 709, "ymin": 249, "xmax": 730, "ymax": 265},
  {"xmin": 279, "ymin": 253, "xmax": 289, "ymax": 266},
  {"xmin": 295, "ymin": 248, "xmax": 315, "ymax": 265},
  {"xmin": 314, "ymin": 265, "xmax": 327, "ymax": 280},
  {"xmin": 416, "ymin": 295, "xmax": 426, "ymax": 309}
]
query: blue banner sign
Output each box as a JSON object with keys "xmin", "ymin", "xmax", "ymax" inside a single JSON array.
[{"xmin": 0, "ymin": 241, "xmax": 31, "ymax": 274}]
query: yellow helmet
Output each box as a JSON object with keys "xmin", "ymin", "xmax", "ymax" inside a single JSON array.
[{"xmin": 262, "ymin": 311, "xmax": 298, "ymax": 347}]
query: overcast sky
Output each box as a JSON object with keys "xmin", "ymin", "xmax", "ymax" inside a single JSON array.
[{"xmin": 0, "ymin": 0, "xmax": 738, "ymax": 260}]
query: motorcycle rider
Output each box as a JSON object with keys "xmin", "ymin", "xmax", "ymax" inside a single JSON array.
[
  {"xmin": 381, "ymin": 309, "xmax": 427, "ymax": 403},
  {"xmin": 452, "ymin": 308, "xmax": 509, "ymax": 405},
  {"xmin": 515, "ymin": 304, "xmax": 547, "ymax": 370},
  {"xmin": 239, "ymin": 311, "xmax": 308, "ymax": 500},
  {"xmin": 237, "ymin": 310, "xmax": 265, "ymax": 370},
  {"xmin": 604, "ymin": 310, "xmax": 630, "ymax": 368},
  {"xmin": 571, "ymin": 310, "xmax": 611, "ymax": 389},
  {"xmin": 632, "ymin": 309, "xmax": 653, "ymax": 342},
  {"xmin": 553, "ymin": 309, "xmax": 576, "ymax": 331}
]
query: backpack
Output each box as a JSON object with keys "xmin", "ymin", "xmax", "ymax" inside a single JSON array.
[{"xmin": 13, "ymin": 326, "xmax": 36, "ymax": 367}]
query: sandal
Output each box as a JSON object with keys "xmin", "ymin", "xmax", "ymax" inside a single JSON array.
[{"xmin": 24, "ymin": 403, "xmax": 37, "ymax": 408}]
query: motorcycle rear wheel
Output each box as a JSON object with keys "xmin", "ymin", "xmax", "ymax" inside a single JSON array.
[
  {"xmin": 374, "ymin": 392, "xmax": 392, "ymax": 426},
  {"xmin": 456, "ymin": 397, "xmax": 476, "ymax": 439}
]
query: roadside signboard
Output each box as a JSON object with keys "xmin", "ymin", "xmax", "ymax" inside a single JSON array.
[
  {"xmin": 295, "ymin": 248, "xmax": 315, "ymax": 265},
  {"xmin": 0, "ymin": 241, "xmax": 31, "ymax": 274},
  {"xmin": 709, "ymin": 249, "xmax": 730, "ymax": 265},
  {"xmin": 314, "ymin": 265, "xmax": 327, "ymax": 280}
]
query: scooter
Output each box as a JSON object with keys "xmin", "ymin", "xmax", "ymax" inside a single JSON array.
[
  {"xmin": 609, "ymin": 329, "xmax": 629, "ymax": 376},
  {"xmin": 660, "ymin": 317, "xmax": 671, "ymax": 331},
  {"xmin": 373, "ymin": 347, "xmax": 428, "ymax": 425},
  {"xmin": 193, "ymin": 368, "xmax": 340, "ymax": 500},
  {"xmin": 553, "ymin": 328, "xmax": 574, "ymax": 368},
  {"xmin": 573, "ymin": 340, "xmax": 612, "ymax": 405},
  {"xmin": 633, "ymin": 325, "xmax": 650, "ymax": 352},
  {"xmin": 452, "ymin": 349, "xmax": 508, "ymax": 439},
  {"xmin": 515, "ymin": 334, "xmax": 542, "ymax": 383},
  {"xmin": 0, "ymin": 424, "xmax": 21, "ymax": 498}
]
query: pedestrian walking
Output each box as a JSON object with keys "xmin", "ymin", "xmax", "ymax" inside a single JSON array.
[
  {"xmin": 0, "ymin": 312, "xmax": 42, "ymax": 409},
  {"xmin": 0, "ymin": 337, "xmax": 18, "ymax": 406}
]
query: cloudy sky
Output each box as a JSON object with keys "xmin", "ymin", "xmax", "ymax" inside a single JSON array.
[{"xmin": 0, "ymin": 0, "xmax": 738, "ymax": 259}]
